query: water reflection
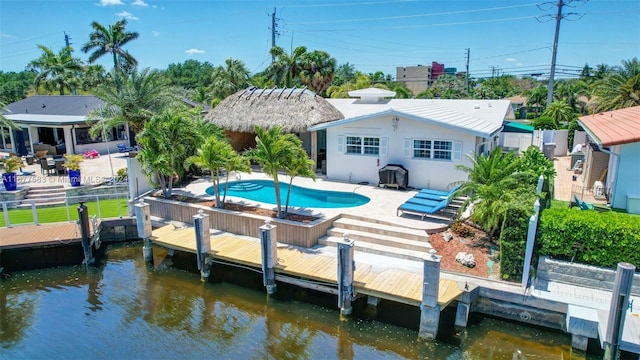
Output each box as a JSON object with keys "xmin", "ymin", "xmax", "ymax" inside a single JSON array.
[{"xmin": 0, "ymin": 243, "xmax": 601, "ymax": 359}]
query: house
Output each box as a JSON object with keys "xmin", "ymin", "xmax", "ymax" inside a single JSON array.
[
  {"xmin": 1, "ymin": 96, "xmax": 131, "ymax": 156},
  {"xmin": 309, "ymin": 88, "xmax": 514, "ymax": 190},
  {"xmin": 577, "ymin": 106, "xmax": 640, "ymax": 213},
  {"xmin": 498, "ymin": 121, "xmax": 536, "ymax": 154}
]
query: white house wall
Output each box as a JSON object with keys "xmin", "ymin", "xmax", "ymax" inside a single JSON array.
[
  {"xmin": 611, "ymin": 142, "xmax": 640, "ymax": 211},
  {"xmin": 499, "ymin": 132, "xmax": 532, "ymax": 153},
  {"xmin": 325, "ymin": 115, "xmax": 476, "ymax": 190}
]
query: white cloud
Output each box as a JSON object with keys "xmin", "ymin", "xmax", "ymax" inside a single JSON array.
[
  {"xmin": 0, "ymin": 33, "xmax": 13, "ymax": 38},
  {"xmin": 185, "ymin": 48, "xmax": 205, "ymax": 55},
  {"xmin": 151, "ymin": 30, "xmax": 160, "ymax": 37},
  {"xmin": 505, "ymin": 58, "xmax": 517, "ymax": 62},
  {"xmin": 97, "ymin": 0, "xmax": 124, "ymax": 6},
  {"xmin": 131, "ymin": 0, "xmax": 148, "ymax": 6},
  {"xmin": 116, "ymin": 11, "xmax": 139, "ymax": 20}
]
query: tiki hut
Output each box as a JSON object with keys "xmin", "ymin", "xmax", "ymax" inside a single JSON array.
[{"xmin": 204, "ymin": 87, "xmax": 344, "ymax": 167}]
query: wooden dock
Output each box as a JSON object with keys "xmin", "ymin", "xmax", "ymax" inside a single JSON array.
[
  {"xmin": 0, "ymin": 222, "xmax": 83, "ymax": 250},
  {"xmin": 150, "ymin": 224, "xmax": 463, "ymax": 308}
]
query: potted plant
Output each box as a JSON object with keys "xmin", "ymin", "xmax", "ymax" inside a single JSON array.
[
  {"xmin": 64, "ymin": 154, "xmax": 84, "ymax": 187},
  {"xmin": 2, "ymin": 156, "xmax": 22, "ymax": 191}
]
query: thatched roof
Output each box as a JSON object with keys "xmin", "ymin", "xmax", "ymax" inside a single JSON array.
[{"xmin": 204, "ymin": 87, "xmax": 344, "ymax": 133}]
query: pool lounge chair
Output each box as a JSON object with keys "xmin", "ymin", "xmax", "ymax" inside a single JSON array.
[
  {"xmin": 397, "ymin": 198, "xmax": 449, "ymax": 220},
  {"xmin": 405, "ymin": 197, "xmax": 443, "ymax": 207},
  {"xmin": 418, "ymin": 185, "xmax": 460, "ymax": 198}
]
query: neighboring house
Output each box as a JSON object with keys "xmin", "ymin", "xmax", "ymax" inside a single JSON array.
[
  {"xmin": 1, "ymin": 96, "xmax": 130, "ymax": 156},
  {"xmin": 498, "ymin": 121, "xmax": 535, "ymax": 154},
  {"xmin": 310, "ymin": 88, "xmax": 514, "ymax": 190},
  {"xmin": 577, "ymin": 106, "xmax": 640, "ymax": 214}
]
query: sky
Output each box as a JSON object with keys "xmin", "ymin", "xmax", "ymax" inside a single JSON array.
[{"xmin": 1, "ymin": 0, "xmax": 639, "ymax": 80}]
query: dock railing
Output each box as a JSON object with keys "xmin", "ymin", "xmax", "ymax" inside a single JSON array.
[{"xmin": 1, "ymin": 192, "xmax": 130, "ymax": 228}]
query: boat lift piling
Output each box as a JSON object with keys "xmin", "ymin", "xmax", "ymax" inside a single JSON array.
[
  {"xmin": 134, "ymin": 200, "xmax": 153, "ymax": 264},
  {"xmin": 260, "ymin": 219, "xmax": 277, "ymax": 295},
  {"xmin": 193, "ymin": 210, "xmax": 211, "ymax": 282},
  {"xmin": 337, "ymin": 233, "xmax": 355, "ymax": 316},
  {"xmin": 419, "ymin": 249, "xmax": 442, "ymax": 340}
]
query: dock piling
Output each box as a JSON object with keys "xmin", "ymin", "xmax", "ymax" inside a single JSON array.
[
  {"xmin": 337, "ymin": 233, "xmax": 355, "ymax": 316},
  {"xmin": 603, "ymin": 262, "xmax": 636, "ymax": 360},
  {"xmin": 419, "ymin": 249, "xmax": 441, "ymax": 340},
  {"xmin": 193, "ymin": 210, "xmax": 211, "ymax": 282},
  {"xmin": 260, "ymin": 219, "xmax": 277, "ymax": 295},
  {"xmin": 77, "ymin": 202, "xmax": 94, "ymax": 265},
  {"xmin": 134, "ymin": 200, "xmax": 153, "ymax": 264}
]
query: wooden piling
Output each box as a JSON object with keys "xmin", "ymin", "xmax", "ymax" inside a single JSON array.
[
  {"xmin": 134, "ymin": 200, "xmax": 153, "ymax": 264},
  {"xmin": 260, "ymin": 219, "xmax": 277, "ymax": 295}
]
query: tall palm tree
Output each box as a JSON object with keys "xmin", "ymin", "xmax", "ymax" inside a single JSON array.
[
  {"xmin": 209, "ymin": 58, "xmax": 251, "ymax": 100},
  {"xmin": 299, "ymin": 50, "xmax": 336, "ymax": 95},
  {"xmin": 82, "ymin": 19, "xmax": 139, "ymax": 73},
  {"xmin": 526, "ymin": 85, "xmax": 548, "ymax": 114},
  {"xmin": 245, "ymin": 126, "xmax": 300, "ymax": 218},
  {"xmin": 554, "ymin": 80, "xmax": 588, "ymax": 114},
  {"xmin": 89, "ymin": 67, "xmax": 178, "ymax": 139},
  {"xmin": 593, "ymin": 57, "xmax": 640, "ymax": 111},
  {"xmin": 266, "ymin": 46, "xmax": 307, "ymax": 88},
  {"xmin": 27, "ymin": 45, "xmax": 84, "ymax": 95},
  {"xmin": 541, "ymin": 100, "xmax": 575, "ymax": 128}
]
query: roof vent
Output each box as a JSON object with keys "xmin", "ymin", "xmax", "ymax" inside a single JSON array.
[
  {"xmin": 474, "ymin": 104, "xmax": 480, "ymax": 109},
  {"xmin": 348, "ymin": 87, "xmax": 396, "ymax": 103}
]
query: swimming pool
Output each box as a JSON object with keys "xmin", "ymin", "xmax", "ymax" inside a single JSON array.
[{"xmin": 205, "ymin": 180, "xmax": 370, "ymax": 208}]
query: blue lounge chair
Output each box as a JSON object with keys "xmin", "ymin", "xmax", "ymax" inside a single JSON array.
[
  {"xmin": 405, "ymin": 197, "xmax": 443, "ymax": 207},
  {"xmin": 414, "ymin": 192, "xmax": 449, "ymax": 201},
  {"xmin": 573, "ymin": 194, "xmax": 595, "ymax": 210},
  {"xmin": 117, "ymin": 143, "xmax": 134, "ymax": 153},
  {"xmin": 397, "ymin": 199, "xmax": 448, "ymax": 220}
]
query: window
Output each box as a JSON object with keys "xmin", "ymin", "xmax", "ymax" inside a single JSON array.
[
  {"xmin": 346, "ymin": 136, "xmax": 379, "ymax": 155},
  {"xmin": 409, "ymin": 139, "xmax": 460, "ymax": 161}
]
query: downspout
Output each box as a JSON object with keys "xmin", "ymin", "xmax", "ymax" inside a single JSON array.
[
  {"xmin": 71, "ymin": 125, "xmax": 76, "ymax": 154},
  {"xmin": 596, "ymin": 144, "xmax": 620, "ymax": 207}
]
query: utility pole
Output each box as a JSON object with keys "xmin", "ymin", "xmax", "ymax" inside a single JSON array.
[
  {"xmin": 540, "ymin": 0, "xmax": 587, "ymax": 105},
  {"xmin": 546, "ymin": 0, "xmax": 564, "ymax": 106},
  {"xmin": 465, "ymin": 48, "xmax": 470, "ymax": 94},
  {"xmin": 64, "ymin": 32, "xmax": 71, "ymax": 47},
  {"xmin": 270, "ymin": 7, "xmax": 280, "ymax": 64}
]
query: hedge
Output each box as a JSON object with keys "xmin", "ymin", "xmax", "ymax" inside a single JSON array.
[
  {"xmin": 538, "ymin": 208, "xmax": 640, "ymax": 268},
  {"xmin": 499, "ymin": 206, "xmax": 531, "ymax": 280}
]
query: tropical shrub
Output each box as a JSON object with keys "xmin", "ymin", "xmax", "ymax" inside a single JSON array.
[{"xmin": 538, "ymin": 208, "xmax": 640, "ymax": 268}]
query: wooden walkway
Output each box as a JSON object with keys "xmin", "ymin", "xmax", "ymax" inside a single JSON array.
[
  {"xmin": 0, "ymin": 222, "xmax": 83, "ymax": 250},
  {"xmin": 151, "ymin": 225, "xmax": 463, "ymax": 308}
]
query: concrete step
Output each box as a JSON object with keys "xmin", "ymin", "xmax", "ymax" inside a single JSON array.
[
  {"xmin": 27, "ymin": 188, "xmax": 65, "ymax": 195},
  {"xmin": 333, "ymin": 217, "xmax": 428, "ymax": 241},
  {"xmin": 17, "ymin": 199, "xmax": 66, "ymax": 208},
  {"xmin": 327, "ymin": 227, "xmax": 431, "ymax": 253},
  {"xmin": 318, "ymin": 235, "xmax": 429, "ymax": 262},
  {"xmin": 23, "ymin": 192, "xmax": 66, "ymax": 199},
  {"xmin": 19, "ymin": 196, "xmax": 66, "ymax": 205}
]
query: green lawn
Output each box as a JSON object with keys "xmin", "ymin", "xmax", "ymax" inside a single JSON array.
[{"xmin": 1, "ymin": 198, "xmax": 129, "ymax": 227}]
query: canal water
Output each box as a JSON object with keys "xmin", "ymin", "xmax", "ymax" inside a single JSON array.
[{"xmin": 1, "ymin": 243, "xmax": 600, "ymax": 359}]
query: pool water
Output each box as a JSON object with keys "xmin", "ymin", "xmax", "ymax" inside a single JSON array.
[{"xmin": 205, "ymin": 180, "xmax": 370, "ymax": 208}]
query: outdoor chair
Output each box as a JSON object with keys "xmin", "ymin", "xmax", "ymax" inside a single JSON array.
[
  {"xmin": 572, "ymin": 194, "xmax": 594, "ymax": 210},
  {"xmin": 54, "ymin": 160, "xmax": 66, "ymax": 175},
  {"xmin": 35, "ymin": 150, "xmax": 48, "ymax": 160},
  {"xmin": 117, "ymin": 143, "xmax": 134, "ymax": 153},
  {"xmin": 39, "ymin": 157, "xmax": 55, "ymax": 176}
]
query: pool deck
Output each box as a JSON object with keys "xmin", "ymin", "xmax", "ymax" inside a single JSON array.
[{"xmin": 181, "ymin": 170, "xmax": 452, "ymax": 232}]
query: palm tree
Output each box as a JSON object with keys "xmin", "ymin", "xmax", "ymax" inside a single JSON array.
[
  {"xmin": 282, "ymin": 146, "xmax": 315, "ymax": 217},
  {"xmin": 554, "ymin": 80, "xmax": 588, "ymax": 113},
  {"xmin": 0, "ymin": 100, "xmax": 18, "ymax": 140},
  {"xmin": 81, "ymin": 64, "xmax": 108, "ymax": 90},
  {"xmin": 82, "ymin": 19, "xmax": 139, "ymax": 73},
  {"xmin": 593, "ymin": 57, "xmax": 640, "ymax": 111},
  {"xmin": 299, "ymin": 50, "xmax": 336, "ymax": 95},
  {"xmin": 27, "ymin": 45, "xmax": 84, "ymax": 95},
  {"xmin": 209, "ymin": 58, "xmax": 251, "ymax": 100},
  {"xmin": 245, "ymin": 126, "xmax": 301, "ymax": 218},
  {"xmin": 185, "ymin": 137, "xmax": 250, "ymax": 208},
  {"xmin": 266, "ymin": 46, "xmax": 307, "ymax": 88},
  {"xmin": 526, "ymin": 85, "xmax": 548, "ymax": 115},
  {"xmin": 453, "ymin": 148, "xmax": 523, "ymax": 237},
  {"xmin": 541, "ymin": 100, "xmax": 575, "ymax": 128},
  {"xmin": 137, "ymin": 110, "xmax": 199, "ymax": 198},
  {"xmin": 89, "ymin": 67, "xmax": 178, "ymax": 139}
]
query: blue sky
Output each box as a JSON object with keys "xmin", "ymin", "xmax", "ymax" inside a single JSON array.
[{"xmin": 1, "ymin": 0, "xmax": 638, "ymax": 80}]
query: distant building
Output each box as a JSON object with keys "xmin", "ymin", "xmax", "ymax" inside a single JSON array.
[{"xmin": 396, "ymin": 62, "xmax": 447, "ymax": 95}]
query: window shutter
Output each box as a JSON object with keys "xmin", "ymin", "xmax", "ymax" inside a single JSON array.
[
  {"xmin": 337, "ymin": 135, "xmax": 344, "ymax": 153},
  {"xmin": 403, "ymin": 138, "xmax": 412, "ymax": 158},
  {"xmin": 380, "ymin": 137, "xmax": 388, "ymax": 157},
  {"xmin": 452, "ymin": 141, "xmax": 463, "ymax": 161}
]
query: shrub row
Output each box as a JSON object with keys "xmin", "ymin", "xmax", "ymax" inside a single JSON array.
[
  {"xmin": 499, "ymin": 206, "xmax": 531, "ymax": 280},
  {"xmin": 538, "ymin": 208, "xmax": 640, "ymax": 268}
]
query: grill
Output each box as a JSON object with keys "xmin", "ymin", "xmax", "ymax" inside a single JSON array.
[{"xmin": 378, "ymin": 164, "xmax": 409, "ymax": 189}]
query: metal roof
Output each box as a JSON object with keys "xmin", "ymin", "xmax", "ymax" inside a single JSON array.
[
  {"xmin": 310, "ymin": 98, "xmax": 513, "ymax": 138},
  {"xmin": 3, "ymin": 95, "xmax": 104, "ymax": 126}
]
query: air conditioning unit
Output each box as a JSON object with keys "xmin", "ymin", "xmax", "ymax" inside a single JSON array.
[{"xmin": 593, "ymin": 181, "xmax": 605, "ymax": 199}]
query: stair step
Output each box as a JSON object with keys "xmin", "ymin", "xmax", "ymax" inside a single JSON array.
[
  {"xmin": 24, "ymin": 192, "xmax": 66, "ymax": 199},
  {"xmin": 319, "ymin": 236, "xmax": 429, "ymax": 262},
  {"xmin": 20, "ymin": 196, "xmax": 66, "ymax": 204},
  {"xmin": 27, "ymin": 188, "xmax": 66, "ymax": 195},
  {"xmin": 327, "ymin": 227, "xmax": 430, "ymax": 252},
  {"xmin": 332, "ymin": 217, "xmax": 428, "ymax": 243},
  {"xmin": 17, "ymin": 200, "xmax": 66, "ymax": 208}
]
